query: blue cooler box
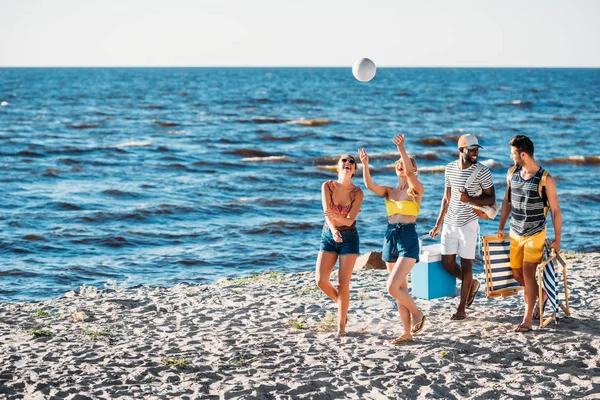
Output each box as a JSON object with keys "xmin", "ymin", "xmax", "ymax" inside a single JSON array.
[{"xmin": 411, "ymin": 244, "xmax": 457, "ymax": 300}]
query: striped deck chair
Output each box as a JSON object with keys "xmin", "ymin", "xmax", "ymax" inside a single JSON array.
[
  {"xmin": 536, "ymin": 239, "xmax": 571, "ymax": 328},
  {"xmin": 482, "ymin": 235, "xmax": 524, "ymax": 297}
]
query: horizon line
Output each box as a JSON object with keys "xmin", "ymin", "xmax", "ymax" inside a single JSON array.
[{"xmin": 1, "ymin": 65, "xmax": 599, "ymax": 69}]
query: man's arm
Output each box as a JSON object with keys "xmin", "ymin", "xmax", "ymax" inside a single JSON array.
[
  {"xmin": 497, "ymin": 185, "xmax": 512, "ymax": 238},
  {"xmin": 545, "ymin": 175, "xmax": 562, "ymax": 253},
  {"xmin": 460, "ymin": 186, "xmax": 496, "ymax": 206},
  {"xmin": 430, "ymin": 186, "xmax": 451, "ymax": 238}
]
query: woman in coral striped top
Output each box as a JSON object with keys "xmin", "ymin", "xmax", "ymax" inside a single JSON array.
[{"xmin": 315, "ymin": 153, "xmax": 364, "ymax": 336}]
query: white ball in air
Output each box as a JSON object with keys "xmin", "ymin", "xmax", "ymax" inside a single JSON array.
[{"xmin": 352, "ymin": 58, "xmax": 376, "ymax": 82}]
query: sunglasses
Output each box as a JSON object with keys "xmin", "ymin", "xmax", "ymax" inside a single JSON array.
[{"xmin": 341, "ymin": 158, "xmax": 356, "ymax": 164}]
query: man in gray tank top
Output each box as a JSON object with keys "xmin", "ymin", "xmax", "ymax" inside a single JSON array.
[{"xmin": 497, "ymin": 135, "xmax": 562, "ymax": 333}]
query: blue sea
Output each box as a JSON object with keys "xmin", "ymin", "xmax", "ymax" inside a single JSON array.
[{"xmin": 1, "ymin": 68, "xmax": 599, "ymax": 302}]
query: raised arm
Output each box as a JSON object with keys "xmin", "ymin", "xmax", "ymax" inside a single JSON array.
[
  {"xmin": 358, "ymin": 148, "xmax": 388, "ymax": 197},
  {"xmin": 393, "ymin": 134, "xmax": 424, "ymax": 195},
  {"xmin": 545, "ymin": 175, "xmax": 562, "ymax": 253}
]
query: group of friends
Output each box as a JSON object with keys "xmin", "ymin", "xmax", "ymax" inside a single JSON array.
[{"xmin": 315, "ymin": 134, "xmax": 562, "ymax": 341}]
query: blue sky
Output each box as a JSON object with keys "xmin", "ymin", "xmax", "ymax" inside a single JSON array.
[{"xmin": 1, "ymin": 0, "xmax": 598, "ymax": 67}]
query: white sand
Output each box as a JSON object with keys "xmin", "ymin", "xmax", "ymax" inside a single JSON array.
[{"xmin": 0, "ymin": 252, "xmax": 598, "ymax": 399}]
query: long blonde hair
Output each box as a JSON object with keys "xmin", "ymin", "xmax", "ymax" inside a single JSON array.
[{"xmin": 395, "ymin": 155, "xmax": 420, "ymax": 197}]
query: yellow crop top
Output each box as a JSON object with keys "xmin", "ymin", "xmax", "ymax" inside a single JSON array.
[{"xmin": 385, "ymin": 199, "xmax": 420, "ymax": 217}]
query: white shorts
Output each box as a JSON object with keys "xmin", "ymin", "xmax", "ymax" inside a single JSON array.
[{"xmin": 441, "ymin": 219, "xmax": 479, "ymax": 260}]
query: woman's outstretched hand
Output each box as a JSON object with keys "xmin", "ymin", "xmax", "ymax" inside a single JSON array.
[
  {"xmin": 393, "ymin": 134, "xmax": 405, "ymax": 151},
  {"xmin": 358, "ymin": 148, "xmax": 369, "ymax": 166}
]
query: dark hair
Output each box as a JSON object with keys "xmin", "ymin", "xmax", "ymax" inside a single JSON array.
[{"xmin": 510, "ymin": 135, "xmax": 534, "ymax": 157}]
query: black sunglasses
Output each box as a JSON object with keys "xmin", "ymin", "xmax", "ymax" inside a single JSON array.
[{"xmin": 341, "ymin": 158, "xmax": 356, "ymax": 164}]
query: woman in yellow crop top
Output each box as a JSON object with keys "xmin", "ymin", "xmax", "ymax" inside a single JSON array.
[{"xmin": 359, "ymin": 134, "xmax": 426, "ymax": 344}]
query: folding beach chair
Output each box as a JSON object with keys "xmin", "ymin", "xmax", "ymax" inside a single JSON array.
[
  {"xmin": 536, "ymin": 239, "xmax": 571, "ymax": 328},
  {"xmin": 482, "ymin": 235, "xmax": 524, "ymax": 298}
]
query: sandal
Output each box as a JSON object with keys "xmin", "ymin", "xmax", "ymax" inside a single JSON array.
[
  {"xmin": 514, "ymin": 324, "xmax": 533, "ymax": 333},
  {"xmin": 411, "ymin": 315, "xmax": 427, "ymax": 335},
  {"xmin": 391, "ymin": 335, "xmax": 413, "ymax": 344}
]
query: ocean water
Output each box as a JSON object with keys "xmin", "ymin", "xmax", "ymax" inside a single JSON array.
[{"xmin": 1, "ymin": 67, "xmax": 599, "ymax": 302}]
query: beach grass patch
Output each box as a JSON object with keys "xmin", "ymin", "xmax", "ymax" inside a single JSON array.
[
  {"xmin": 441, "ymin": 350, "xmax": 449, "ymax": 358},
  {"xmin": 228, "ymin": 270, "xmax": 283, "ymax": 286},
  {"xmin": 68, "ymin": 310, "xmax": 88, "ymax": 322},
  {"xmin": 30, "ymin": 309, "xmax": 51, "ymax": 319},
  {"xmin": 313, "ymin": 313, "xmax": 336, "ymax": 332},
  {"xmin": 287, "ymin": 318, "xmax": 308, "ymax": 330},
  {"xmin": 293, "ymin": 285, "xmax": 318, "ymax": 295},
  {"xmin": 81, "ymin": 325, "xmax": 111, "ymax": 340},
  {"xmin": 25, "ymin": 328, "xmax": 53, "ymax": 337},
  {"xmin": 162, "ymin": 357, "xmax": 188, "ymax": 369},
  {"xmin": 357, "ymin": 291, "xmax": 371, "ymax": 301},
  {"xmin": 229, "ymin": 288, "xmax": 243, "ymax": 294}
]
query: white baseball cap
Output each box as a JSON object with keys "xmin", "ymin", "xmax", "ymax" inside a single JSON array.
[{"xmin": 458, "ymin": 134, "xmax": 482, "ymax": 149}]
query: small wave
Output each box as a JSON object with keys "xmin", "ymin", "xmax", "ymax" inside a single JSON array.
[
  {"xmin": 288, "ymin": 118, "xmax": 331, "ymax": 126},
  {"xmin": 23, "ymin": 234, "xmax": 46, "ymax": 241},
  {"xmin": 68, "ymin": 123, "xmax": 99, "ymax": 129},
  {"xmin": 579, "ymin": 194, "xmax": 600, "ymax": 203},
  {"xmin": 416, "ymin": 152, "xmax": 441, "ymax": 161},
  {"xmin": 287, "ymin": 99, "xmax": 319, "ymax": 105},
  {"xmin": 176, "ymin": 259, "xmax": 209, "ymax": 266},
  {"xmin": 53, "ymin": 202, "xmax": 84, "ymax": 211},
  {"xmin": 248, "ymin": 117, "xmax": 290, "ymax": 124},
  {"xmin": 60, "ymin": 158, "xmax": 80, "ymax": 165},
  {"xmin": 395, "ymin": 91, "xmax": 411, "ymax": 97},
  {"xmin": 147, "ymin": 105, "xmax": 165, "ymax": 109},
  {"xmin": 110, "ymin": 141, "xmax": 152, "ymax": 148},
  {"xmin": 152, "ymin": 119, "xmax": 180, "ymax": 127},
  {"xmin": 0, "ymin": 268, "xmax": 38, "ymax": 278},
  {"xmin": 244, "ymin": 221, "xmax": 316, "ymax": 235},
  {"xmin": 419, "ymin": 137, "xmax": 446, "ymax": 146},
  {"xmin": 480, "ymin": 159, "xmax": 499, "ymax": 168},
  {"xmin": 546, "ymin": 156, "xmax": 600, "ymax": 165},
  {"xmin": 251, "ymin": 98, "xmax": 272, "ymax": 103},
  {"xmin": 101, "ymin": 189, "xmax": 141, "ymax": 199},
  {"xmin": 165, "ymin": 130, "xmax": 185, "ymax": 135},
  {"xmin": 242, "ymin": 155, "xmax": 289, "ymax": 162},
  {"xmin": 166, "ymin": 163, "xmax": 190, "ymax": 170},
  {"xmin": 42, "ymin": 168, "xmax": 61, "ymax": 177},
  {"xmin": 224, "ymin": 148, "xmax": 272, "ymax": 157},
  {"xmin": 259, "ymin": 135, "xmax": 296, "ymax": 142},
  {"xmin": 418, "ymin": 165, "xmax": 446, "ymax": 173},
  {"xmin": 497, "ymin": 100, "xmax": 533, "ymax": 108},
  {"xmin": 18, "ymin": 150, "xmax": 44, "ymax": 157},
  {"xmin": 552, "ymin": 116, "xmax": 577, "ymax": 121}
]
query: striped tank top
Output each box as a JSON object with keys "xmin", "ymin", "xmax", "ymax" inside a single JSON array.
[{"xmin": 509, "ymin": 166, "xmax": 547, "ymax": 237}]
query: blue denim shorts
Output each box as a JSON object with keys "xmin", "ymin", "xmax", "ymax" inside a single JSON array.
[
  {"xmin": 382, "ymin": 222, "xmax": 420, "ymax": 263},
  {"xmin": 320, "ymin": 225, "xmax": 360, "ymax": 256}
]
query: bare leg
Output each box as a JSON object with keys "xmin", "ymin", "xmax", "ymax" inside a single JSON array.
[
  {"xmin": 521, "ymin": 261, "xmax": 540, "ymax": 328},
  {"xmin": 387, "ymin": 257, "xmax": 423, "ymax": 340},
  {"xmin": 452, "ymin": 258, "xmax": 473, "ymax": 319},
  {"xmin": 385, "ymin": 262, "xmax": 402, "ymax": 318},
  {"xmin": 337, "ymin": 254, "xmax": 357, "ymax": 335},
  {"xmin": 315, "ymin": 251, "xmax": 339, "ymax": 303},
  {"xmin": 442, "ymin": 254, "xmax": 463, "ymax": 279}
]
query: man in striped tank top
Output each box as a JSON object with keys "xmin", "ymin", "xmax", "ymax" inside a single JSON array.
[
  {"xmin": 497, "ymin": 135, "xmax": 562, "ymax": 333},
  {"xmin": 430, "ymin": 134, "xmax": 496, "ymax": 321}
]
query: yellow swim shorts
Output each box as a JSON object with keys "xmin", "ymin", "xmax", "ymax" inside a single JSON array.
[{"xmin": 509, "ymin": 228, "xmax": 547, "ymax": 269}]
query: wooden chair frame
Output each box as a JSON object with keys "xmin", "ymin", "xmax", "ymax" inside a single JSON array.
[{"xmin": 482, "ymin": 235, "xmax": 524, "ymax": 298}]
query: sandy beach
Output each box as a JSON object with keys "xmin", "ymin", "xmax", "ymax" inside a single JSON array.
[{"xmin": 0, "ymin": 252, "xmax": 598, "ymax": 399}]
